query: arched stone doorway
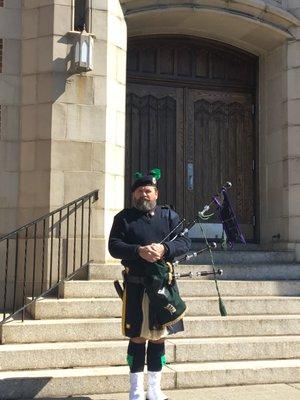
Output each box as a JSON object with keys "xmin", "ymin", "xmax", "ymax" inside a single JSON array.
[{"xmin": 125, "ymin": 36, "xmax": 258, "ymax": 241}]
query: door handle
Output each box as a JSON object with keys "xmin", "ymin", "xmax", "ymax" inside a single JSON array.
[{"xmin": 187, "ymin": 163, "xmax": 194, "ymax": 190}]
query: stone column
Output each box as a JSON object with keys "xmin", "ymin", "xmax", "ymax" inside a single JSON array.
[
  {"xmin": 260, "ymin": 2, "xmax": 300, "ymax": 257},
  {"xmin": 19, "ymin": 0, "xmax": 55, "ymax": 225},
  {"xmin": 5, "ymin": 0, "xmax": 126, "ymax": 306},
  {"xmin": 259, "ymin": 44, "xmax": 288, "ymax": 245},
  {"xmin": 42, "ymin": 0, "xmax": 127, "ymax": 265},
  {"xmin": 0, "ymin": 1, "xmax": 21, "ymax": 235},
  {"xmin": 285, "ymin": 0, "xmax": 300, "ymax": 257},
  {"xmin": 0, "ymin": 0, "xmax": 22, "ymax": 310},
  {"xmin": 90, "ymin": 1, "xmax": 127, "ymax": 262}
]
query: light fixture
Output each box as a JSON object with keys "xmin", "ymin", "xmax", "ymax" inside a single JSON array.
[{"xmin": 74, "ymin": 27, "xmax": 94, "ymax": 72}]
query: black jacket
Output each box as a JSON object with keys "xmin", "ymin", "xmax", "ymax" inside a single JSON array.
[{"xmin": 109, "ymin": 205, "xmax": 191, "ymax": 276}]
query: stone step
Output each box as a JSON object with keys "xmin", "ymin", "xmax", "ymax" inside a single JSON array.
[
  {"xmin": 183, "ymin": 250, "xmax": 296, "ymax": 264},
  {"xmin": 190, "ymin": 243, "xmax": 279, "ymax": 251},
  {"xmin": 35, "ymin": 383, "xmax": 300, "ymax": 400},
  {"xmin": 166, "ymin": 336, "xmax": 300, "ymax": 363},
  {"xmin": 28, "ymin": 296, "xmax": 300, "ymax": 319},
  {"xmin": 213, "ymin": 264, "xmax": 300, "ymax": 280},
  {"xmin": 0, "ymin": 336, "xmax": 299, "ymax": 371},
  {"xmin": 2, "ymin": 315, "xmax": 300, "ymax": 344},
  {"xmin": 171, "ymin": 359, "xmax": 300, "ymax": 389},
  {"xmin": 62, "ymin": 279, "xmax": 300, "ymax": 298},
  {"xmin": 89, "ymin": 263, "xmax": 300, "ymax": 280},
  {"xmin": 0, "ymin": 360, "xmax": 299, "ymax": 399}
]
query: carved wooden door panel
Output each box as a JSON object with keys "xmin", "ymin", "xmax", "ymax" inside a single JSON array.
[
  {"xmin": 125, "ymin": 83, "xmax": 185, "ymax": 215},
  {"xmin": 185, "ymin": 89, "xmax": 255, "ymax": 240},
  {"xmin": 126, "ymin": 84, "xmax": 255, "ymax": 241}
]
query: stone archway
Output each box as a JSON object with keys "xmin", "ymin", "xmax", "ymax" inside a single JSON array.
[{"xmin": 120, "ymin": 0, "xmax": 294, "ymax": 54}]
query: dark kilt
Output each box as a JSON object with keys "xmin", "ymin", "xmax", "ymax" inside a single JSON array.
[{"xmin": 122, "ymin": 281, "xmax": 184, "ymax": 339}]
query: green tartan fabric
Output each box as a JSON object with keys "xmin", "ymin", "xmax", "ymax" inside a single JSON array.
[{"xmin": 143, "ymin": 261, "xmax": 186, "ymax": 327}]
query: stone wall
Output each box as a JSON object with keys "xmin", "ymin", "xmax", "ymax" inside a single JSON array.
[
  {"xmin": 252, "ymin": 34, "xmax": 300, "ymax": 253},
  {"xmin": 0, "ymin": 0, "xmax": 21, "ymax": 235},
  {"xmin": 259, "ymin": 44, "xmax": 288, "ymax": 244},
  {"xmin": 0, "ymin": 0, "xmax": 127, "ymax": 310},
  {"xmin": 19, "ymin": 1, "xmax": 56, "ymax": 227},
  {"xmin": 288, "ymin": 1, "xmax": 300, "ymax": 17},
  {"xmin": 19, "ymin": 0, "xmax": 127, "ymax": 264},
  {"xmin": 286, "ymin": 1, "xmax": 300, "ymax": 256}
]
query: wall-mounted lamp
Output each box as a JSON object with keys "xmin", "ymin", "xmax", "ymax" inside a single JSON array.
[{"xmin": 74, "ymin": 28, "xmax": 94, "ymax": 72}]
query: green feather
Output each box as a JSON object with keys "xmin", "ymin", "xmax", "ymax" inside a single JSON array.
[
  {"xmin": 219, "ymin": 297, "xmax": 227, "ymax": 317},
  {"xmin": 150, "ymin": 168, "xmax": 161, "ymax": 181},
  {"xmin": 133, "ymin": 171, "xmax": 143, "ymax": 179}
]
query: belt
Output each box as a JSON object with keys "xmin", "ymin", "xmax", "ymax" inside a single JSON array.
[{"xmin": 125, "ymin": 274, "xmax": 146, "ymax": 285}]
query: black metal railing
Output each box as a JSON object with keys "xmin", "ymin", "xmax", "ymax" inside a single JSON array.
[{"xmin": 0, "ymin": 190, "xmax": 99, "ymax": 324}]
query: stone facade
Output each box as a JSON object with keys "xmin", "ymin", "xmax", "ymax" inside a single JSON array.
[
  {"xmin": 0, "ymin": 0, "xmax": 21, "ymax": 235},
  {"xmin": 286, "ymin": 0, "xmax": 300, "ymax": 257},
  {"xmin": 0, "ymin": 0, "xmax": 300, "ymax": 266},
  {"xmin": 20, "ymin": 0, "xmax": 126, "ymax": 263},
  {"xmin": 0, "ymin": 0, "xmax": 126, "ymax": 268}
]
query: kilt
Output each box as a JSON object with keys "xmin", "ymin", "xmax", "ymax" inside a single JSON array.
[{"xmin": 122, "ymin": 278, "xmax": 185, "ymax": 340}]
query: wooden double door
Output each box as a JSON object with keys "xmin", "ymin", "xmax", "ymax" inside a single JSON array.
[{"xmin": 125, "ymin": 38, "xmax": 257, "ymax": 240}]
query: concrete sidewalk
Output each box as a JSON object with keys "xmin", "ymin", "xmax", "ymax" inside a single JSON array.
[{"xmin": 35, "ymin": 383, "xmax": 300, "ymax": 400}]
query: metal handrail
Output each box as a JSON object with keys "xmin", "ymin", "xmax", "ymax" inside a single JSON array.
[
  {"xmin": 0, "ymin": 189, "xmax": 99, "ymax": 325},
  {"xmin": 0, "ymin": 190, "xmax": 98, "ymax": 242}
]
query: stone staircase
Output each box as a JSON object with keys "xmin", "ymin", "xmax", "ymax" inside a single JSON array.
[{"xmin": 0, "ymin": 249, "xmax": 300, "ymax": 399}]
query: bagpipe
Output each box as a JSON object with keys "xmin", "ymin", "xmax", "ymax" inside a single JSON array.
[
  {"xmin": 114, "ymin": 181, "xmax": 245, "ymax": 325},
  {"xmin": 198, "ymin": 181, "xmax": 246, "ymax": 247},
  {"xmin": 159, "ymin": 181, "xmax": 246, "ymax": 318}
]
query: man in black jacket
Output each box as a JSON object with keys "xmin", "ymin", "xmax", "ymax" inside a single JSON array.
[{"xmin": 109, "ymin": 173, "xmax": 190, "ymax": 400}]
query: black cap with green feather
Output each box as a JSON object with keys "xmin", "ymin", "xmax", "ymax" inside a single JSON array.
[{"xmin": 131, "ymin": 168, "xmax": 162, "ymax": 192}]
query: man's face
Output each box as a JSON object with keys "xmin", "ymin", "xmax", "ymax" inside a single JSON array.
[{"xmin": 132, "ymin": 185, "xmax": 158, "ymax": 211}]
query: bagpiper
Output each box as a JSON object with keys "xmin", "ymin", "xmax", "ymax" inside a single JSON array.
[{"xmin": 109, "ymin": 169, "xmax": 191, "ymax": 400}]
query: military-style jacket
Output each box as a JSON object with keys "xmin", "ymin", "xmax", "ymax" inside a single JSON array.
[{"xmin": 108, "ymin": 205, "xmax": 191, "ymax": 276}]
